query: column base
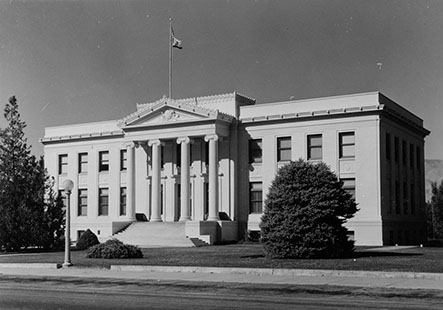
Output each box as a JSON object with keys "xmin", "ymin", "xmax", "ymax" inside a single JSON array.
[
  {"xmin": 179, "ymin": 217, "xmax": 192, "ymax": 222},
  {"xmin": 150, "ymin": 217, "xmax": 163, "ymax": 222},
  {"xmin": 207, "ymin": 216, "xmax": 220, "ymax": 221},
  {"xmin": 62, "ymin": 262, "xmax": 73, "ymax": 268}
]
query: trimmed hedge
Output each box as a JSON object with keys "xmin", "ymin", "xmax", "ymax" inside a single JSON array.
[
  {"xmin": 260, "ymin": 159, "xmax": 358, "ymax": 259},
  {"xmin": 86, "ymin": 239, "xmax": 143, "ymax": 259},
  {"xmin": 76, "ymin": 229, "xmax": 100, "ymax": 250}
]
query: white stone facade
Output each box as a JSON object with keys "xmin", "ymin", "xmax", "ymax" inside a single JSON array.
[{"xmin": 42, "ymin": 92, "xmax": 429, "ymax": 246}]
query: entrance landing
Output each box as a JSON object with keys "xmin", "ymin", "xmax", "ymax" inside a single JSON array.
[{"xmin": 113, "ymin": 222, "xmax": 205, "ymax": 248}]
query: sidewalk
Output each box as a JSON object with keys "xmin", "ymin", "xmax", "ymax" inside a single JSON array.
[{"xmin": 0, "ymin": 263, "xmax": 443, "ymax": 291}]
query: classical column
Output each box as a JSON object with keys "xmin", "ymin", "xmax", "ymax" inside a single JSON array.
[
  {"xmin": 177, "ymin": 137, "xmax": 191, "ymax": 221},
  {"xmin": 126, "ymin": 142, "xmax": 136, "ymax": 220},
  {"xmin": 205, "ymin": 134, "xmax": 219, "ymax": 221},
  {"xmin": 148, "ymin": 139, "xmax": 162, "ymax": 222}
]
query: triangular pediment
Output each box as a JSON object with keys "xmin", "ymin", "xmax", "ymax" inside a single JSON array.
[
  {"xmin": 128, "ymin": 106, "xmax": 211, "ymax": 127},
  {"xmin": 119, "ymin": 98, "xmax": 233, "ymax": 128}
]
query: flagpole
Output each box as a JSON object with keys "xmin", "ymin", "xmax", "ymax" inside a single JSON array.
[{"xmin": 169, "ymin": 18, "xmax": 172, "ymax": 99}]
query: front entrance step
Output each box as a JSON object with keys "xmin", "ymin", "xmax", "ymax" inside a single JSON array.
[{"xmin": 113, "ymin": 222, "xmax": 201, "ymax": 248}]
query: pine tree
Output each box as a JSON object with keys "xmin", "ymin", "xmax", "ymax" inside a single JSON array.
[
  {"xmin": 260, "ymin": 159, "xmax": 358, "ymax": 258},
  {"xmin": 427, "ymin": 180, "xmax": 443, "ymax": 240},
  {"xmin": 0, "ymin": 96, "xmax": 64, "ymax": 251}
]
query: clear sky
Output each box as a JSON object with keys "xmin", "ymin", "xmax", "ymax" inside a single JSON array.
[{"xmin": 0, "ymin": 0, "xmax": 442, "ymax": 158}]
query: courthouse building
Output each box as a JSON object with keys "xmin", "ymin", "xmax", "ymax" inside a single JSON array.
[{"xmin": 41, "ymin": 91, "xmax": 429, "ymax": 246}]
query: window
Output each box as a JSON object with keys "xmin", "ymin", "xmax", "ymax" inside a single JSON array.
[
  {"xmin": 120, "ymin": 149, "xmax": 127, "ymax": 171},
  {"xmin": 249, "ymin": 139, "xmax": 262, "ymax": 164},
  {"xmin": 78, "ymin": 153, "xmax": 88, "ymax": 174},
  {"xmin": 410, "ymin": 183, "xmax": 415, "ymax": 215},
  {"xmin": 99, "ymin": 151, "xmax": 109, "ymax": 172},
  {"xmin": 416, "ymin": 146, "xmax": 421, "ymax": 170},
  {"xmin": 277, "ymin": 137, "xmax": 291, "ymax": 162},
  {"xmin": 58, "ymin": 154, "xmax": 68, "ymax": 174},
  {"xmin": 249, "ymin": 182, "xmax": 263, "ymax": 213},
  {"xmin": 395, "ymin": 181, "xmax": 400, "ymax": 214},
  {"xmin": 386, "ymin": 133, "xmax": 391, "ymax": 160},
  {"xmin": 403, "ymin": 182, "xmax": 408, "ymax": 214},
  {"xmin": 120, "ymin": 187, "xmax": 127, "ymax": 216},
  {"xmin": 339, "ymin": 132, "xmax": 355, "ymax": 158},
  {"xmin": 394, "ymin": 137, "xmax": 399, "ymax": 163},
  {"xmin": 98, "ymin": 188, "xmax": 109, "ymax": 216},
  {"xmin": 402, "ymin": 140, "xmax": 407, "ymax": 166},
  {"xmin": 77, "ymin": 230, "xmax": 85, "ymax": 241},
  {"xmin": 78, "ymin": 189, "xmax": 88, "ymax": 216},
  {"xmin": 307, "ymin": 134, "xmax": 322, "ymax": 160},
  {"xmin": 341, "ymin": 178, "xmax": 356, "ymax": 199},
  {"xmin": 409, "ymin": 144, "xmax": 414, "ymax": 168}
]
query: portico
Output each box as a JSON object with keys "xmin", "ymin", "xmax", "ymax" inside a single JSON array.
[
  {"xmin": 118, "ymin": 97, "xmax": 233, "ymax": 226},
  {"xmin": 121, "ymin": 134, "xmax": 221, "ymax": 224}
]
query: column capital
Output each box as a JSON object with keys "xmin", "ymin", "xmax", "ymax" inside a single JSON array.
[
  {"xmin": 204, "ymin": 134, "xmax": 219, "ymax": 142},
  {"xmin": 125, "ymin": 141, "xmax": 139, "ymax": 148},
  {"xmin": 148, "ymin": 139, "xmax": 163, "ymax": 147},
  {"xmin": 176, "ymin": 136, "xmax": 191, "ymax": 144}
]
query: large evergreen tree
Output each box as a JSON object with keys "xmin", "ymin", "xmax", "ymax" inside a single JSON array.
[
  {"xmin": 260, "ymin": 159, "xmax": 358, "ymax": 259},
  {"xmin": 0, "ymin": 96, "xmax": 64, "ymax": 251},
  {"xmin": 427, "ymin": 180, "xmax": 443, "ymax": 240}
]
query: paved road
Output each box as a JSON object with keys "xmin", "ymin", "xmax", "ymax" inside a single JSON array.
[{"xmin": 0, "ymin": 277, "xmax": 442, "ymax": 310}]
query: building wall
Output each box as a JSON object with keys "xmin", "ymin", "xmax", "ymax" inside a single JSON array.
[
  {"xmin": 45, "ymin": 137, "xmax": 131, "ymax": 241},
  {"xmin": 240, "ymin": 114, "xmax": 383, "ymax": 245},
  {"xmin": 42, "ymin": 92, "xmax": 429, "ymax": 246},
  {"xmin": 379, "ymin": 116, "xmax": 427, "ymax": 245}
]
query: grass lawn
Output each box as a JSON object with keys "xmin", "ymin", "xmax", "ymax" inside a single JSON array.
[{"xmin": 1, "ymin": 243, "xmax": 443, "ymax": 273}]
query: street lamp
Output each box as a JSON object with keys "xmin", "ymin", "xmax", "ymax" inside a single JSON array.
[{"xmin": 62, "ymin": 179, "xmax": 74, "ymax": 267}]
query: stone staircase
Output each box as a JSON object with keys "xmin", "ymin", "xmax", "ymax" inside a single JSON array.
[{"xmin": 113, "ymin": 222, "xmax": 209, "ymax": 248}]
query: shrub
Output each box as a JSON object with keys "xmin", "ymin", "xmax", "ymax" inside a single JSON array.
[
  {"xmin": 86, "ymin": 239, "xmax": 143, "ymax": 259},
  {"xmin": 260, "ymin": 159, "xmax": 358, "ymax": 259},
  {"xmin": 76, "ymin": 229, "xmax": 100, "ymax": 250}
]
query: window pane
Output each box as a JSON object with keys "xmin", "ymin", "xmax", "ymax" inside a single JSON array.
[
  {"xmin": 341, "ymin": 133, "xmax": 355, "ymax": 144},
  {"xmin": 341, "ymin": 145, "xmax": 355, "ymax": 158},
  {"xmin": 278, "ymin": 137, "xmax": 291, "ymax": 149},
  {"xmin": 309, "ymin": 135, "xmax": 322, "ymax": 147},
  {"xmin": 279, "ymin": 149, "xmax": 291, "ymax": 161},
  {"xmin": 309, "ymin": 147, "xmax": 322, "ymax": 160}
]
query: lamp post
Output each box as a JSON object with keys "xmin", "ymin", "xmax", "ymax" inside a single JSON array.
[{"xmin": 62, "ymin": 179, "xmax": 74, "ymax": 267}]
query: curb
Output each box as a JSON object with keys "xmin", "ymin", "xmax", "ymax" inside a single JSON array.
[
  {"xmin": 110, "ymin": 265, "xmax": 443, "ymax": 281},
  {"xmin": 0, "ymin": 263, "xmax": 60, "ymax": 269}
]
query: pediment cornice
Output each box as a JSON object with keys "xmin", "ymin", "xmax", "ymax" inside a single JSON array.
[{"xmin": 118, "ymin": 96, "xmax": 234, "ymax": 128}]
